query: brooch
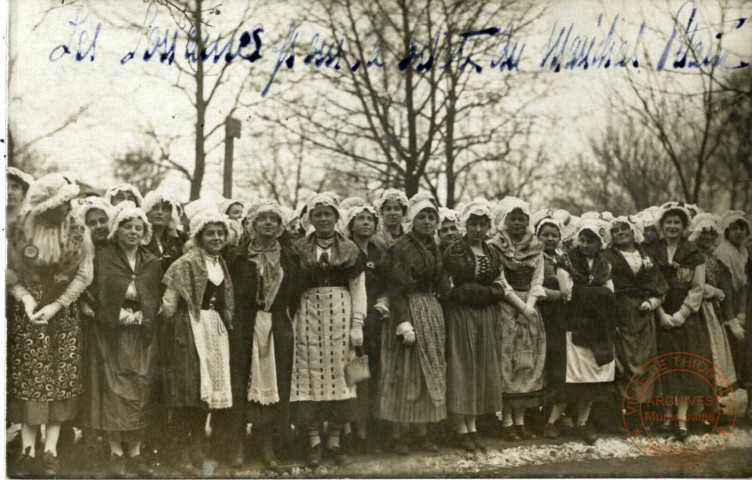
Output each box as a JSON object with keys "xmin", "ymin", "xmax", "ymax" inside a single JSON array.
[
  {"xmin": 366, "ymin": 261, "xmax": 375, "ymax": 270},
  {"xmin": 23, "ymin": 245, "xmax": 39, "ymax": 259}
]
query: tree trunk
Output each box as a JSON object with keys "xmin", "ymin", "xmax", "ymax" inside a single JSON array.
[{"xmin": 190, "ymin": 3, "xmax": 206, "ymax": 201}]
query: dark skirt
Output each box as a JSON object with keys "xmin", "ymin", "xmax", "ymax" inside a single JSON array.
[
  {"xmin": 614, "ymin": 294, "xmax": 660, "ymax": 402},
  {"xmin": 564, "ymin": 382, "xmax": 615, "ymax": 403},
  {"xmin": 445, "ymin": 303, "xmax": 504, "ymax": 415},
  {"xmin": 539, "ymin": 298, "xmax": 567, "ymax": 404},
  {"xmin": 78, "ymin": 321, "xmax": 158, "ymax": 433},
  {"xmin": 656, "ymin": 312, "xmax": 713, "ymax": 397},
  {"xmin": 7, "ymin": 397, "xmax": 79, "ymax": 425},
  {"xmin": 229, "ymin": 310, "xmax": 294, "ymax": 428},
  {"xmin": 161, "ymin": 308, "xmax": 202, "ymax": 409},
  {"xmin": 292, "ymin": 400, "xmax": 357, "ymax": 425}
]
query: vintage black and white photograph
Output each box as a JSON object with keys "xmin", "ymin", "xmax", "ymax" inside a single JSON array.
[{"xmin": 3, "ymin": 0, "xmax": 752, "ymax": 477}]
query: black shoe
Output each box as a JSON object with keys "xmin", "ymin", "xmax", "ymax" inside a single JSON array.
[
  {"xmin": 306, "ymin": 444, "xmax": 322, "ymax": 468},
  {"xmin": 351, "ymin": 436, "xmax": 368, "ymax": 455},
  {"xmin": 261, "ymin": 438, "xmax": 279, "ymax": 469},
  {"xmin": 516, "ymin": 425, "xmax": 537, "ymax": 440},
  {"xmin": 502, "ymin": 425, "xmax": 521, "ymax": 442},
  {"xmin": 655, "ymin": 422, "xmax": 672, "ymax": 435},
  {"xmin": 543, "ymin": 422, "xmax": 560, "ymax": 439},
  {"xmin": 340, "ymin": 433, "xmax": 352, "ymax": 452},
  {"xmin": 469, "ymin": 432, "xmax": 488, "ymax": 453},
  {"xmin": 675, "ymin": 427, "xmax": 689, "ymax": 443},
  {"xmin": 39, "ymin": 451, "xmax": 60, "ymax": 477},
  {"xmin": 128, "ymin": 454, "xmax": 157, "ymax": 478},
  {"xmin": 228, "ymin": 442, "xmax": 244, "ymax": 468},
  {"xmin": 329, "ymin": 446, "xmax": 352, "ymax": 466},
  {"xmin": 392, "ymin": 440, "xmax": 409, "ymax": 455},
  {"xmin": 457, "ymin": 433, "xmax": 476, "ymax": 452},
  {"xmin": 109, "ymin": 454, "xmax": 128, "ymax": 478},
  {"xmin": 10, "ymin": 447, "xmax": 35, "ymax": 478},
  {"xmin": 577, "ymin": 424, "xmax": 598, "ymax": 445},
  {"xmin": 418, "ymin": 437, "xmax": 438, "ymax": 452}
]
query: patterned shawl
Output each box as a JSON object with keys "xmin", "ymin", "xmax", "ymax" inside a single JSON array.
[
  {"xmin": 247, "ymin": 240, "xmax": 284, "ymax": 311},
  {"xmin": 162, "ymin": 248, "xmax": 234, "ymax": 328},
  {"xmin": 488, "ymin": 230, "xmax": 544, "ymax": 271}
]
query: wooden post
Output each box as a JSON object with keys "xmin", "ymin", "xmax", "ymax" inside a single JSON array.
[{"xmin": 224, "ymin": 117, "xmax": 242, "ymax": 198}]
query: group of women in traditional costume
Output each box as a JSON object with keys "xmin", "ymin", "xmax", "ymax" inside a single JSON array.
[{"xmin": 6, "ymin": 167, "xmax": 751, "ymax": 477}]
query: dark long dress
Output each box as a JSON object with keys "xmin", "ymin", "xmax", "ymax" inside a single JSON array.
[
  {"xmin": 560, "ymin": 248, "xmax": 617, "ymax": 401},
  {"xmin": 602, "ymin": 246, "xmax": 668, "ymax": 402},
  {"xmin": 160, "ymin": 249, "xmax": 234, "ymax": 409},
  {"xmin": 442, "ymin": 237, "xmax": 505, "ymax": 415},
  {"xmin": 650, "ymin": 238, "xmax": 713, "ymax": 398},
  {"xmin": 353, "ymin": 241, "xmax": 389, "ymax": 421},
  {"xmin": 80, "ymin": 244, "xmax": 162, "ymax": 440},
  {"xmin": 539, "ymin": 251, "xmax": 568, "ymax": 405},
  {"xmin": 144, "ymin": 230, "xmax": 186, "ymax": 274},
  {"xmin": 215, "ymin": 240, "xmax": 301, "ymax": 445},
  {"xmin": 378, "ymin": 233, "xmax": 448, "ymax": 424}
]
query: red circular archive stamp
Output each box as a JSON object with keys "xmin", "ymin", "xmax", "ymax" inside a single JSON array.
[{"xmin": 621, "ymin": 352, "xmax": 737, "ymax": 467}]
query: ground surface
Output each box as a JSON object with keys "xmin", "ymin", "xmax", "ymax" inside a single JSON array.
[{"xmin": 7, "ymin": 423, "xmax": 752, "ymax": 478}]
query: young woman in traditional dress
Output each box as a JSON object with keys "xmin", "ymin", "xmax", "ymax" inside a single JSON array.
[
  {"xmin": 488, "ymin": 197, "xmax": 546, "ymax": 442},
  {"xmin": 7, "ymin": 174, "xmax": 92, "ymax": 477},
  {"xmin": 437, "ymin": 207, "xmax": 462, "ymax": 249},
  {"xmin": 374, "ymin": 188, "xmax": 409, "ymax": 249},
  {"xmin": 142, "ymin": 191, "xmax": 186, "ymax": 273},
  {"xmin": 291, "ymin": 193, "xmax": 367, "ymax": 467},
  {"xmin": 341, "ymin": 202, "xmax": 391, "ymax": 453},
  {"xmin": 557, "ymin": 219, "xmax": 617, "ymax": 445},
  {"xmin": 443, "ymin": 199, "xmax": 505, "ymax": 452},
  {"xmin": 83, "ymin": 202, "xmax": 162, "ymax": 476},
  {"xmin": 218, "ymin": 201, "xmax": 301, "ymax": 469},
  {"xmin": 378, "ymin": 192, "xmax": 448, "ymax": 455},
  {"xmin": 715, "ymin": 211, "xmax": 748, "ymax": 382},
  {"xmin": 532, "ymin": 214, "xmax": 571, "ymax": 439},
  {"xmin": 689, "ymin": 214, "xmax": 738, "ymax": 397},
  {"xmin": 161, "ymin": 211, "xmax": 235, "ymax": 474},
  {"xmin": 650, "ymin": 203, "xmax": 712, "ymax": 442},
  {"xmin": 6, "ymin": 167, "xmax": 34, "ymax": 224},
  {"xmin": 104, "ymin": 183, "xmax": 143, "ymax": 207},
  {"xmin": 603, "ymin": 216, "xmax": 668, "ymax": 431}
]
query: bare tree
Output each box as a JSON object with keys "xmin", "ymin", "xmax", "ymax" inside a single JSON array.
[
  {"xmin": 612, "ymin": 0, "xmax": 751, "ymax": 206},
  {"xmin": 550, "ymin": 120, "xmax": 679, "ymax": 214},
  {"xmin": 96, "ymin": 0, "xmax": 264, "ymax": 199},
  {"xmin": 258, "ymin": 0, "xmax": 548, "ymax": 206}
]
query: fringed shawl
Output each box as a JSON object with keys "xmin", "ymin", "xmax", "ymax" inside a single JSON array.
[
  {"xmin": 652, "ymin": 237, "xmax": 705, "ymax": 272},
  {"xmin": 294, "ymin": 231, "xmax": 363, "ymax": 283},
  {"xmin": 385, "ymin": 233, "xmax": 445, "ymax": 297},
  {"xmin": 162, "ymin": 248, "xmax": 234, "ymax": 329},
  {"xmin": 488, "ymin": 230, "xmax": 544, "ymax": 271},
  {"xmin": 603, "ymin": 246, "xmax": 668, "ymax": 299},
  {"xmin": 560, "ymin": 247, "xmax": 612, "ymax": 287}
]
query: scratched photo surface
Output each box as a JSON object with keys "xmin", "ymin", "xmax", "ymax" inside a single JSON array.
[{"xmin": 5, "ymin": 0, "xmax": 752, "ymax": 477}]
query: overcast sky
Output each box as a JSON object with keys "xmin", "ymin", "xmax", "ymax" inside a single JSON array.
[{"xmin": 8, "ymin": 0, "xmax": 752, "ymax": 208}]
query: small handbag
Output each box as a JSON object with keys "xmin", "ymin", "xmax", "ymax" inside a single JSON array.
[{"xmin": 344, "ymin": 347, "xmax": 370, "ymax": 387}]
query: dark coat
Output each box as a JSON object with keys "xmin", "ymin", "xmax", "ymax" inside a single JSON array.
[{"xmin": 225, "ymin": 241, "xmax": 302, "ymax": 407}]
